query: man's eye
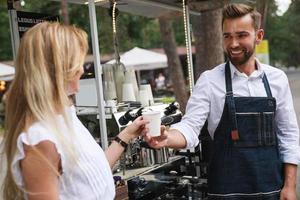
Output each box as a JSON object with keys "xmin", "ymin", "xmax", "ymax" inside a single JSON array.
[{"xmin": 238, "ymin": 34, "xmax": 247, "ymax": 38}]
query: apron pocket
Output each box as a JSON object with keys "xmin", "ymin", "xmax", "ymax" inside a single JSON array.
[
  {"xmin": 234, "ymin": 112, "xmax": 276, "ymax": 148},
  {"xmin": 262, "ymin": 112, "xmax": 276, "ymax": 146},
  {"xmin": 234, "ymin": 112, "xmax": 262, "ymax": 147}
]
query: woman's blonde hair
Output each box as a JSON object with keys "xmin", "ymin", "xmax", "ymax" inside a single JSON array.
[{"xmin": 2, "ymin": 21, "xmax": 88, "ymax": 199}]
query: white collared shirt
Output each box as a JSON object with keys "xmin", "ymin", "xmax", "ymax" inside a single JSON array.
[
  {"xmin": 171, "ymin": 60, "xmax": 300, "ymax": 165},
  {"xmin": 12, "ymin": 106, "xmax": 115, "ymax": 199}
]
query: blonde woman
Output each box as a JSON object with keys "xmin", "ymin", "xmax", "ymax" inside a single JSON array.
[{"xmin": 2, "ymin": 22, "xmax": 148, "ymax": 200}]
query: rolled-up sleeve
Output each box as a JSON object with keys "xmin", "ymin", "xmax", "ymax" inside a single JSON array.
[
  {"xmin": 171, "ymin": 72, "xmax": 211, "ymax": 149},
  {"xmin": 275, "ymin": 72, "xmax": 300, "ymax": 165}
]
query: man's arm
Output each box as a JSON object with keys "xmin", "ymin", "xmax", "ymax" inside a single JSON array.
[
  {"xmin": 166, "ymin": 129, "xmax": 188, "ymax": 149},
  {"xmin": 144, "ymin": 126, "xmax": 187, "ymax": 149},
  {"xmin": 284, "ymin": 164, "xmax": 297, "ymax": 188},
  {"xmin": 273, "ymin": 72, "xmax": 300, "ymax": 200},
  {"xmin": 145, "ymin": 71, "xmax": 212, "ymax": 150},
  {"xmin": 280, "ymin": 163, "xmax": 298, "ymax": 200}
]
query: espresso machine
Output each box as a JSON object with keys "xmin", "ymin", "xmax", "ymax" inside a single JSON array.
[
  {"xmin": 77, "ymin": 101, "xmax": 210, "ymax": 199},
  {"xmin": 113, "ymin": 102, "xmax": 182, "ymax": 169}
]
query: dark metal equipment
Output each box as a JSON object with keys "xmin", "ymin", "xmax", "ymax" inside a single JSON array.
[{"xmin": 127, "ymin": 156, "xmax": 208, "ymax": 200}]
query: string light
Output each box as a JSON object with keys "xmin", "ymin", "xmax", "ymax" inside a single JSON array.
[
  {"xmin": 112, "ymin": 1, "xmax": 117, "ymax": 34},
  {"xmin": 112, "ymin": 1, "xmax": 121, "ymax": 64},
  {"xmin": 0, "ymin": 81, "xmax": 6, "ymax": 91},
  {"xmin": 20, "ymin": 0, "xmax": 25, "ymax": 7},
  {"xmin": 182, "ymin": 0, "xmax": 194, "ymax": 94}
]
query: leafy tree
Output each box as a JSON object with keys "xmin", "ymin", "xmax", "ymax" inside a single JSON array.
[
  {"xmin": 266, "ymin": 0, "xmax": 300, "ymax": 67},
  {"xmin": 0, "ymin": 1, "xmax": 165, "ymax": 61},
  {"xmin": 0, "ymin": 6, "xmax": 12, "ymax": 60}
]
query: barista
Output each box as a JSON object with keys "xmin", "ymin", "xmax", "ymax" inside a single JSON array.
[{"xmin": 144, "ymin": 3, "xmax": 300, "ymax": 200}]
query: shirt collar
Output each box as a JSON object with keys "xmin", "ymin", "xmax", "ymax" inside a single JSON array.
[{"xmin": 229, "ymin": 58, "xmax": 264, "ymax": 79}]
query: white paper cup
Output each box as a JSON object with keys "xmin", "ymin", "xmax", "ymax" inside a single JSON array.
[
  {"xmin": 122, "ymin": 83, "xmax": 136, "ymax": 101},
  {"xmin": 142, "ymin": 111, "xmax": 161, "ymax": 137}
]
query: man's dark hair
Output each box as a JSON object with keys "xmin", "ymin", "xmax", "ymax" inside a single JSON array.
[{"xmin": 222, "ymin": 3, "xmax": 262, "ymax": 30}]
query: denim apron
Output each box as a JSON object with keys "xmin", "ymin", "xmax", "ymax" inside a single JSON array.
[{"xmin": 207, "ymin": 62, "xmax": 283, "ymax": 199}]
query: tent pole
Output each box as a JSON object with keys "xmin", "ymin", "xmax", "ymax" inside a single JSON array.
[
  {"xmin": 137, "ymin": 70, "xmax": 141, "ymax": 85},
  {"xmin": 7, "ymin": 0, "xmax": 19, "ymax": 60},
  {"xmin": 88, "ymin": 0, "xmax": 108, "ymax": 150}
]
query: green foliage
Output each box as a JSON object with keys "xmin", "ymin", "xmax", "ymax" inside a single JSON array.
[
  {"xmin": 0, "ymin": 0, "xmax": 61, "ymax": 60},
  {"xmin": 117, "ymin": 14, "xmax": 162, "ymax": 52},
  {"xmin": 0, "ymin": 2, "xmax": 167, "ymax": 60},
  {"xmin": 0, "ymin": 7, "xmax": 12, "ymax": 60},
  {"xmin": 2, "ymin": 0, "xmax": 298, "ymax": 68},
  {"xmin": 266, "ymin": 0, "xmax": 300, "ymax": 67},
  {"xmin": 160, "ymin": 96, "xmax": 176, "ymax": 104}
]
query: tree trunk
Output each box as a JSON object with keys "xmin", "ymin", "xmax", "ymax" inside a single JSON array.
[
  {"xmin": 256, "ymin": 0, "xmax": 269, "ymax": 30},
  {"xmin": 192, "ymin": 8, "xmax": 224, "ymax": 79},
  {"xmin": 13, "ymin": 0, "xmax": 21, "ymax": 10},
  {"xmin": 61, "ymin": 0, "xmax": 70, "ymax": 25},
  {"xmin": 159, "ymin": 17, "xmax": 188, "ymax": 113}
]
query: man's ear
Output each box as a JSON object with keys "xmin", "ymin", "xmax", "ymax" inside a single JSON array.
[{"xmin": 256, "ymin": 29, "xmax": 264, "ymax": 45}]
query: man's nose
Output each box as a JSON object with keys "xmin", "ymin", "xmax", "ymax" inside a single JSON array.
[{"xmin": 230, "ymin": 38, "xmax": 239, "ymax": 48}]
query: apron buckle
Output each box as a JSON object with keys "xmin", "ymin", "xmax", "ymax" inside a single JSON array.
[{"xmin": 231, "ymin": 130, "xmax": 239, "ymax": 141}]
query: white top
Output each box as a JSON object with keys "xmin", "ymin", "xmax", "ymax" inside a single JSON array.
[
  {"xmin": 12, "ymin": 106, "xmax": 115, "ymax": 200},
  {"xmin": 171, "ymin": 60, "xmax": 300, "ymax": 165}
]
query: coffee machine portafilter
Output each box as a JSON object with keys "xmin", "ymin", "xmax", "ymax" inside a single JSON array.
[
  {"xmin": 118, "ymin": 102, "xmax": 182, "ymax": 126},
  {"xmin": 118, "ymin": 107, "xmax": 144, "ymax": 126}
]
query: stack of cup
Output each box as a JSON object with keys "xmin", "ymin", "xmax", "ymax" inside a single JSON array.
[
  {"xmin": 124, "ymin": 69, "xmax": 139, "ymax": 99},
  {"xmin": 138, "ymin": 90, "xmax": 149, "ymax": 107},
  {"xmin": 140, "ymin": 84, "xmax": 154, "ymax": 106},
  {"xmin": 103, "ymin": 64, "xmax": 117, "ymax": 101},
  {"xmin": 122, "ymin": 83, "xmax": 136, "ymax": 102},
  {"xmin": 113, "ymin": 62, "xmax": 125, "ymax": 103},
  {"xmin": 105, "ymin": 100, "xmax": 117, "ymax": 113}
]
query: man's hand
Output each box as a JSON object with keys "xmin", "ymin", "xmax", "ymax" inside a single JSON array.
[
  {"xmin": 143, "ymin": 126, "xmax": 168, "ymax": 149},
  {"xmin": 280, "ymin": 185, "xmax": 297, "ymax": 200}
]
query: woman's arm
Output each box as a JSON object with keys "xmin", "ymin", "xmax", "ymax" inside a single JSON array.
[
  {"xmin": 21, "ymin": 141, "xmax": 61, "ymax": 200},
  {"xmin": 105, "ymin": 116, "xmax": 148, "ymax": 168}
]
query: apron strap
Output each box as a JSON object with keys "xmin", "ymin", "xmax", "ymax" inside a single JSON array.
[
  {"xmin": 225, "ymin": 61, "xmax": 239, "ymax": 141},
  {"xmin": 262, "ymin": 73, "xmax": 273, "ymax": 97},
  {"xmin": 224, "ymin": 61, "xmax": 274, "ymax": 141}
]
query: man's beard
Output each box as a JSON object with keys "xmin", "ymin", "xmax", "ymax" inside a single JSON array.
[{"xmin": 225, "ymin": 45, "xmax": 255, "ymax": 67}]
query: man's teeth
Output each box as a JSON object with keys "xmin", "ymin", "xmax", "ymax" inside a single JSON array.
[{"xmin": 230, "ymin": 50, "xmax": 242, "ymax": 55}]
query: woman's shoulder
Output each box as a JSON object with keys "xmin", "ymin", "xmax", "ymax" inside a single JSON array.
[{"xmin": 19, "ymin": 121, "xmax": 59, "ymax": 146}]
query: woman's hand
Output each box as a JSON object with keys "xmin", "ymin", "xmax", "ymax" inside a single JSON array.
[
  {"xmin": 106, "ymin": 117, "xmax": 149, "ymax": 168},
  {"xmin": 143, "ymin": 126, "xmax": 168, "ymax": 149},
  {"xmin": 119, "ymin": 116, "xmax": 149, "ymax": 143}
]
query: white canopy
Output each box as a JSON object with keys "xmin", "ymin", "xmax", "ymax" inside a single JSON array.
[
  {"xmin": 0, "ymin": 63, "xmax": 15, "ymax": 81},
  {"xmin": 106, "ymin": 47, "xmax": 168, "ymax": 71}
]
